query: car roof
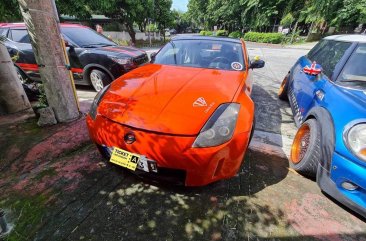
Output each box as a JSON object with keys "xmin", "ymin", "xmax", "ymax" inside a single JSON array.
[
  {"xmin": 324, "ymin": 34, "xmax": 366, "ymax": 43},
  {"xmin": 172, "ymin": 35, "xmax": 242, "ymax": 44},
  {"xmin": 0, "ymin": 22, "xmax": 88, "ymax": 29}
]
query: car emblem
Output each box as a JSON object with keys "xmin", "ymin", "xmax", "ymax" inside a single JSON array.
[
  {"xmin": 193, "ymin": 97, "xmax": 207, "ymax": 107},
  {"xmin": 124, "ymin": 132, "xmax": 136, "ymax": 144}
]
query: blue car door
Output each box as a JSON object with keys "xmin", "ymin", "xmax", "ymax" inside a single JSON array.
[
  {"xmin": 291, "ymin": 40, "xmax": 354, "ymax": 125},
  {"xmin": 290, "ymin": 56, "xmax": 324, "ymax": 124}
]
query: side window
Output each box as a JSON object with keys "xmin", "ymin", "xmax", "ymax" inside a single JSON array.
[
  {"xmin": 307, "ymin": 40, "xmax": 327, "ymax": 60},
  {"xmin": 0, "ymin": 28, "xmax": 8, "ymax": 37},
  {"xmin": 9, "ymin": 29, "xmax": 30, "ymax": 43},
  {"xmin": 308, "ymin": 40, "xmax": 352, "ymax": 77},
  {"xmin": 337, "ymin": 44, "xmax": 366, "ymax": 84}
]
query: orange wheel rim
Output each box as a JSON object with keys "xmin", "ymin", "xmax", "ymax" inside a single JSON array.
[
  {"xmin": 278, "ymin": 78, "xmax": 287, "ymax": 95},
  {"xmin": 291, "ymin": 124, "xmax": 311, "ymax": 164}
]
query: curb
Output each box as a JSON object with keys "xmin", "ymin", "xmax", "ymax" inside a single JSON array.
[{"xmin": 249, "ymin": 130, "xmax": 292, "ymax": 161}]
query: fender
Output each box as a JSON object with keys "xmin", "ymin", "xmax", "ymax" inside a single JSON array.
[
  {"xmin": 83, "ymin": 64, "xmax": 116, "ymax": 83},
  {"xmin": 304, "ymin": 107, "xmax": 335, "ymax": 172}
]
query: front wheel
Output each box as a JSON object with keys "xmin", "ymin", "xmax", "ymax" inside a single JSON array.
[
  {"xmin": 278, "ymin": 75, "xmax": 289, "ymax": 101},
  {"xmin": 90, "ymin": 69, "xmax": 111, "ymax": 92},
  {"xmin": 290, "ymin": 119, "xmax": 321, "ymax": 178}
]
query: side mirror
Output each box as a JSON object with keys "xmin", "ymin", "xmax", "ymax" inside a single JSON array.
[
  {"xmin": 150, "ymin": 52, "xmax": 157, "ymax": 63},
  {"xmin": 250, "ymin": 59, "xmax": 265, "ymax": 69}
]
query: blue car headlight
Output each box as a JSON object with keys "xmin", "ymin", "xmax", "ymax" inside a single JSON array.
[
  {"xmin": 192, "ymin": 103, "xmax": 240, "ymax": 148},
  {"xmin": 345, "ymin": 123, "xmax": 366, "ymax": 161},
  {"xmin": 89, "ymin": 84, "xmax": 110, "ymax": 120}
]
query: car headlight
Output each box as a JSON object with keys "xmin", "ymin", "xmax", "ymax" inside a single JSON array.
[
  {"xmin": 110, "ymin": 56, "xmax": 133, "ymax": 65},
  {"xmin": 89, "ymin": 84, "xmax": 110, "ymax": 120},
  {"xmin": 193, "ymin": 103, "xmax": 240, "ymax": 148},
  {"xmin": 345, "ymin": 123, "xmax": 366, "ymax": 161}
]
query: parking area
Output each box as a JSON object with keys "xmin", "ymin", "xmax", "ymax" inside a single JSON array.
[{"xmin": 1, "ymin": 43, "xmax": 366, "ymax": 241}]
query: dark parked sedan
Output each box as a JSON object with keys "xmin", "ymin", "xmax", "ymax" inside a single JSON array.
[{"xmin": 0, "ymin": 23, "xmax": 149, "ymax": 91}]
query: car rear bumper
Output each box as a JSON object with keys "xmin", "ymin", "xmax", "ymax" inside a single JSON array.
[
  {"xmin": 86, "ymin": 114, "xmax": 250, "ymax": 186},
  {"xmin": 318, "ymin": 151, "xmax": 366, "ymax": 219}
]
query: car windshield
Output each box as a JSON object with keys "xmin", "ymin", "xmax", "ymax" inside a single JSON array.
[
  {"xmin": 337, "ymin": 43, "xmax": 366, "ymax": 90},
  {"xmin": 61, "ymin": 27, "xmax": 116, "ymax": 48},
  {"xmin": 154, "ymin": 39, "xmax": 245, "ymax": 71},
  {"xmin": 0, "ymin": 28, "xmax": 7, "ymax": 37}
]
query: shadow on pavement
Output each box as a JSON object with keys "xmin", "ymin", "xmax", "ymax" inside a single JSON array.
[{"xmin": 33, "ymin": 143, "xmax": 290, "ymax": 241}]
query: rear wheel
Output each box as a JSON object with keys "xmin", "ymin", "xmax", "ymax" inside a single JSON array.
[
  {"xmin": 290, "ymin": 119, "xmax": 321, "ymax": 178},
  {"xmin": 90, "ymin": 69, "xmax": 111, "ymax": 92},
  {"xmin": 278, "ymin": 75, "xmax": 289, "ymax": 101}
]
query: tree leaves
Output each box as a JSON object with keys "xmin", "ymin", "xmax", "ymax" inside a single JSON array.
[{"xmin": 187, "ymin": 0, "xmax": 365, "ymax": 31}]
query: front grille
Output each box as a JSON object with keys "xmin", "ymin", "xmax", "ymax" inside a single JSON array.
[{"xmin": 133, "ymin": 54, "xmax": 149, "ymax": 66}]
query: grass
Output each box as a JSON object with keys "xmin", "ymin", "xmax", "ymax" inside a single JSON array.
[{"xmin": 1, "ymin": 194, "xmax": 48, "ymax": 241}]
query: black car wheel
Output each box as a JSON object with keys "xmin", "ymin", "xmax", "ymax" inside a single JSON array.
[
  {"xmin": 278, "ymin": 74, "xmax": 289, "ymax": 101},
  {"xmin": 90, "ymin": 69, "xmax": 111, "ymax": 92},
  {"xmin": 290, "ymin": 119, "xmax": 321, "ymax": 178}
]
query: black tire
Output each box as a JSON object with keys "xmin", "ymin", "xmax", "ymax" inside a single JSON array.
[
  {"xmin": 249, "ymin": 116, "xmax": 256, "ymax": 144},
  {"xmin": 290, "ymin": 119, "xmax": 321, "ymax": 178},
  {"xmin": 278, "ymin": 74, "xmax": 289, "ymax": 101},
  {"xmin": 90, "ymin": 69, "xmax": 111, "ymax": 92}
]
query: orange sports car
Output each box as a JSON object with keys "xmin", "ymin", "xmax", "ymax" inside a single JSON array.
[{"xmin": 86, "ymin": 36, "xmax": 265, "ymax": 186}]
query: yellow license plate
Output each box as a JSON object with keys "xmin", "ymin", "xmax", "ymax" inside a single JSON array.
[{"xmin": 109, "ymin": 147, "xmax": 140, "ymax": 171}]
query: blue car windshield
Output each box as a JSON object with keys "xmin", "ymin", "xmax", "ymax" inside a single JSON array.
[
  {"xmin": 337, "ymin": 43, "xmax": 366, "ymax": 90},
  {"xmin": 154, "ymin": 39, "xmax": 245, "ymax": 71}
]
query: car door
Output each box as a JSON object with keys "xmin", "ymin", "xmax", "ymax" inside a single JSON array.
[
  {"xmin": 7, "ymin": 28, "xmax": 42, "ymax": 81},
  {"xmin": 290, "ymin": 40, "xmax": 353, "ymax": 125}
]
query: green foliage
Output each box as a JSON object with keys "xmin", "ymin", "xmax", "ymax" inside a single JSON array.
[
  {"xmin": 56, "ymin": 0, "xmax": 92, "ymax": 19},
  {"xmin": 154, "ymin": 0, "xmax": 173, "ymax": 32},
  {"xmin": 2, "ymin": 195, "xmax": 47, "ymax": 241},
  {"xmin": 244, "ymin": 32, "xmax": 284, "ymax": 44},
  {"xmin": 200, "ymin": 30, "xmax": 213, "ymax": 36},
  {"xmin": 332, "ymin": 0, "xmax": 366, "ymax": 27},
  {"xmin": 37, "ymin": 84, "xmax": 48, "ymax": 108},
  {"xmin": 280, "ymin": 13, "xmax": 295, "ymax": 27},
  {"xmin": 84, "ymin": 0, "xmax": 172, "ymax": 42},
  {"xmin": 171, "ymin": 10, "xmax": 191, "ymax": 33},
  {"xmin": 146, "ymin": 23, "xmax": 158, "ymax": 32},
  {"xmin": 0, "ymin": 0, "xmax": 21, "ymax": 22},
  {"xmin": 281, "ymin": 30, "xmax": 304, "ymax": 44},
  {"xmin": 229, "ymin": 31, "xmax": 243, "ymax": 38},
  {"xmin": 187, "ymin": 0, "xmax": 364, "ymax": 36},
  {"xmin": 216, "ymin": 29, "xmax": 228, "ymax": 36},
  {"xmin": 102, "ymin": 22, "xmax": 123, "ymax": 31}
]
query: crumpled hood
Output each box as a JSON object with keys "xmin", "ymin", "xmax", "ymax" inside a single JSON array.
[{"xmin": 98, "ymin": 64, "xmax": 246, "ymax": 135}]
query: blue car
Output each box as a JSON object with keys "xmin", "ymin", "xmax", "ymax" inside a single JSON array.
[{"xmin": 278, "ymin": 35, "xmax": 366, "ymax": 218}]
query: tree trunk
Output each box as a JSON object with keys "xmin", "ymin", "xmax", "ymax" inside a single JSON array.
[
  {"xmin": 17, "ymin": 0, "xmax": 79, "ymax": 123},
  {"xmin": 0, "ymin": 43, "xmax": 32, "ymax": 114},
  {"xmin": 307, "ymin": 22, "xmax": 314, "ymax": 37},
  {"xmin": 163, "ymin": 24, "xmax": 166, "ymax": 42},
  {"xmin": 126, "ymin": 22, "xmax": 136, "ymax": 44},
  {"xmin": 290, "ymin": 21, "xmax": 299, "ymax": 44}
]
